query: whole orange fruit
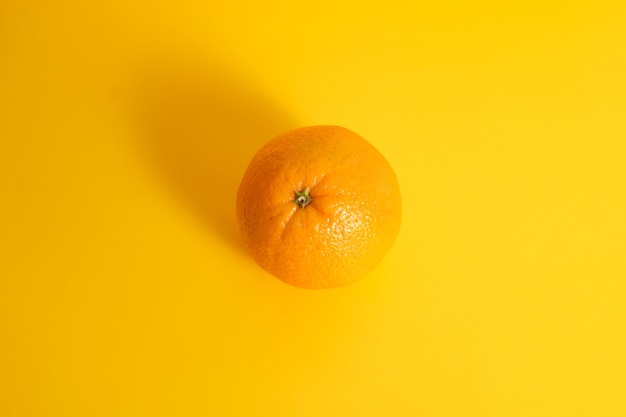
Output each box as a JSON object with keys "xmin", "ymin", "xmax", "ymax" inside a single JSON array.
[{"xmin": 236, "ymin": 125, "xmax": 402, "ymax": 289}]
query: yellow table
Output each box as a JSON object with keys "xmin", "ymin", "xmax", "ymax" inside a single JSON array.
[{"xmin": 2, "ymin": 1, "xmax": 625, "ymax": 416}]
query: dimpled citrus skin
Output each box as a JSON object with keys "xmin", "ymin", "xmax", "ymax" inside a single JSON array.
[{"xmin": 236, "ymin": 125, "xmax": 402, "ymax": 289}]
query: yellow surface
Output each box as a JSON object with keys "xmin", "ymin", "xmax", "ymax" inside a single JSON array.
[{"xmin": 1, "ymin": 1, "xmax": 625, "ymax": 416}]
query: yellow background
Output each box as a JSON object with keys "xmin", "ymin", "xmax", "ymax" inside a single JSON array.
[{"xmin": 1, "ymin": 1, "xmax": 625, "ymax": 416}]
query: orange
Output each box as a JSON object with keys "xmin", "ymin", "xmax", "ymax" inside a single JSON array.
[{"xmin": 236, "ymin": 125, "xmax": 402, "ymax": 289}]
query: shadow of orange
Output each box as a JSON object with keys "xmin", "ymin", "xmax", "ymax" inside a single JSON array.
[{"xmin": 129, "ymin": 57, "xmax": 298, "ymax": 252}]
